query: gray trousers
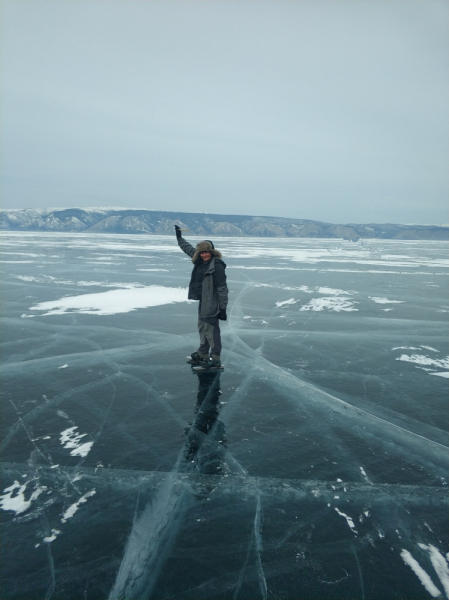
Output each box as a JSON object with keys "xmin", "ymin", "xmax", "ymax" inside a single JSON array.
[{"xmin": 197, "ymin": 304, "xmax": 222, "ymax": 358}]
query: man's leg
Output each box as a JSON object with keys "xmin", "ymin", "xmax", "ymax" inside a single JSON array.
[
  {"xmin": 198, "ymin": 317, "xmax": 222, "ymax": 359},
  {"xmin": 209, "ymin": 317, "xmax": 222, "ymax": 360},
  {"xmin": 197, "ymin": 317, "xmax": 211, "ymax": 357}
]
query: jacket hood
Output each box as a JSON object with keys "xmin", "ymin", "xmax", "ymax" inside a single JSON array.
[{"xmin": 192, "ymin": 240, "xmax": 222, "ymax": 263}]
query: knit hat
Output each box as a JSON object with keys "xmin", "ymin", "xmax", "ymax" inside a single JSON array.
[{"xmin": 192, "ymin": 240, "xmax": 222, "ymax": 263}]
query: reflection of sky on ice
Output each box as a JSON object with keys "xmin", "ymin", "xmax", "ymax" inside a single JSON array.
[{"xmin": 1, "ymin": 232, "xmax": 448, "ymax": 600}]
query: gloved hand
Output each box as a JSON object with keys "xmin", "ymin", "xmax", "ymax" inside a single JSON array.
[
  {"xmin": 218, "ymin": 309, "xmax": 227, "ymax": 321},
  {"xmin": 174, "ymin": 225, "xmax": 182, "ymax": 239}
]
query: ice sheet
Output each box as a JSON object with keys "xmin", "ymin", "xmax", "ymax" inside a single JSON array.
[{"xmin": 1, "ymin": 232, "xmax": 447, "ymax": 600}]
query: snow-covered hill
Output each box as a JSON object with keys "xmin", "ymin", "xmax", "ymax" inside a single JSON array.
[{"xmin": 1, "ymin": 208, "xmax": 447, "ymax": 240}]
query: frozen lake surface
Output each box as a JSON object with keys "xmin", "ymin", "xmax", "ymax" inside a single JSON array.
[{"xmin": 1, "ymin": 232, "xmax": 448, "ymax": 600}]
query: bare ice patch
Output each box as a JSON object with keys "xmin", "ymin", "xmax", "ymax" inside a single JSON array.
[{"xmin": 29, "ymin": 285, "xmax": 191, "ymax": 316}]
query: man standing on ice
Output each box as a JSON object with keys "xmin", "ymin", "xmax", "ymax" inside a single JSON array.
[{"xmin": 175, "ymin": 225, "xmax": 228, "ymax": 369}]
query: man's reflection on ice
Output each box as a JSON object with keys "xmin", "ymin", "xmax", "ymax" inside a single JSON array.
[{"xmin": 183, "ymin": 371, "xmax": 226, "ymax": 475}]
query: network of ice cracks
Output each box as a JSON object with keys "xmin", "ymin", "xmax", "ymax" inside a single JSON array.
[{"xmin": 1, "ymin": 232, "xmax": 448, "ymax": 600}]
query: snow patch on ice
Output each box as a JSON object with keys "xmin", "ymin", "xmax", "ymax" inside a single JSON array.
[
  {"xmin": 400, "ymin": 550, "xmax": 442, "ymax": 598},
  {"xmin": 29, "ymin": 285, "xmax": 192, "ymax": 316},
  {"xmin": 60, "ymin": 427, "xmax": 93, "ymax": 457},
  {"xmin": 0, "ymin": 481, "xmax": 43, "ymax": 515},
  {"xmin": 317, "ymin": 287, "xmax": 356, "ymax": 295},
  {"xmin": 369, "ymin": 297, "xmax": 405, "ymax": 304},
  {"xmin": 418, "ymin": 544, "xmax": 449, "ymax": 598},
  {"xmin": 396, "ymin": 354, "xmax": 449, "ymax": 369},
  {"xmin": 233, "ymin": 266, "xmax": 301, "ymax": 270},
  {"xmin": 334, "ymin": 508, "xmax": 357, "ymax": 533},
  {"xmin": 359, "ymin": 466, "xmax": 371, "ymax": 483},
  {"xmin": 275, "ymin": 298, "xmax": 298, "ymax": 307},
  {"xmin": 300, "ymin": 297, "xmax": 358, "ymax": 312},
  {"xmin": 61, "ymin": 490, "xmax": 96, "ymax": 523},
  {"xmin": 15, "ymin": 275, "xmax": 41, "ymax": 281},
  {"xmin": 44, "ymin": 529, "xmax": 61, "ymax": 543},
  {"xmin": 392, "ymin": 346, "xmax": 420, "ymax": 351}
]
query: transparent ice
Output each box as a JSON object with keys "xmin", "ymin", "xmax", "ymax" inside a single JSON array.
[{"xmin": 1, "ymin": 232, "xmax": 448, "ymax": 599}]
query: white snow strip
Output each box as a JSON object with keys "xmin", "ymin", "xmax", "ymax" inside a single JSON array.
[
  {"xmin": 275, "ymin": 298, "xmax": 297, "ymax": 307},
  {"xmin": 15, "ymin": 275, "xmax": 41, "ymax": 281},
  {"xmin": 359, "ymin": 466, "xmax": 372, "ymax": 483},
  {"xmin": 58, "ymin": 364, "xmax": 69, "ymax": 369},
  {"xmin": 60, "ymin": 427, "xmax": 93, "ymax": 457},
  {"xmin": 29, "ymin": 285, "xmax": 192, "ymax": 316},
  {"xmin": 369, "ymin": 297, "xmax": 405, "ymax": 304},
  {"xmin": 233, "ymin": 266, "xmax": 302, "ymax": 270},
  {"xmin": 317, "ymin": 287, "xmax": 355, "ymax": 295},
  {"xmin": 418, "ymin": 544, "xmax": 449, "ymax": 598},
  {"xmin": 383, "ymin": 308, "xmax": 394, "ymax": 312},
  {"xmin": 334, "ymin": 508, "xmax": 357, "ymax": 532},
  {"xmin": 254, "ymin": 283, "xmax": 314, "ymax": 292},
  {"xmin": 396, "ymin": 354, "xmax": 449, "ymax": 369},
  {"xmin": 430, "ymin": 372, "xmax": 449, "ymax": 379},
  {"xmin": 392, "ymin": 347, "xmax": 421, "ymax": 351},
  {"xmin": 300, "ymin": 297, "xmax": 358, "ymax": 312},
  {"xmin": 400, "ymin": 549, "xmax": 442, "ymax": 598},
  {"xmin": 71, "ymin": 442, "xmax": 94, "ymax": 457},
  {"xmin": 0, "ymin": 481, "xmax": 43, "ymax": 514},
  {"xmin": 421, "ymin": 346, "xmax": 439, "ymax": 352},
  {"xmin": 61, "ymin": 490, "xmax": 96, "ymax": 523},
  {"xmin": 43, "ymin": 529, "xmax": 61, "ymax": 543}
]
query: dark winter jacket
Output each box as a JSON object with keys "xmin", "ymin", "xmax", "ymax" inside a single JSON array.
[{"xmin": 178, "ymin": 237, "xmax": 228, "ymax": 318}]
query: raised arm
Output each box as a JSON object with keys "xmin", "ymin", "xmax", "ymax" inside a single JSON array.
[{"xmin": 175, "ymin": 225, "xmax": 195, "ymax": 258}]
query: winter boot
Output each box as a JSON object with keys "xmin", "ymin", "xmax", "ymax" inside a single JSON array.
[
  {"xmin": 187, "ymin": 351, "xmax": 204, "ymax": 365},
  {"xmin": 208, "ymin": 356, "xmax": 221, "ymax": 368}
]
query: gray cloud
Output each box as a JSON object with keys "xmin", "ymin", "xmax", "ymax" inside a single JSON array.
[{"xmin": 1, "ymin": 0, "xmax": 447, "ymax": 224}]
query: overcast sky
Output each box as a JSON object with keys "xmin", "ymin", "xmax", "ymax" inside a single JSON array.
[{"xmin": 1, "ymin": 0, "xmax": 447, "ymax": 224}]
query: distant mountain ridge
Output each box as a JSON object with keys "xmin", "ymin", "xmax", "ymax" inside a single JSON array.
[{"xmin": 1, "ymin": 208, "xmax": 448, "ymax": 240}]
